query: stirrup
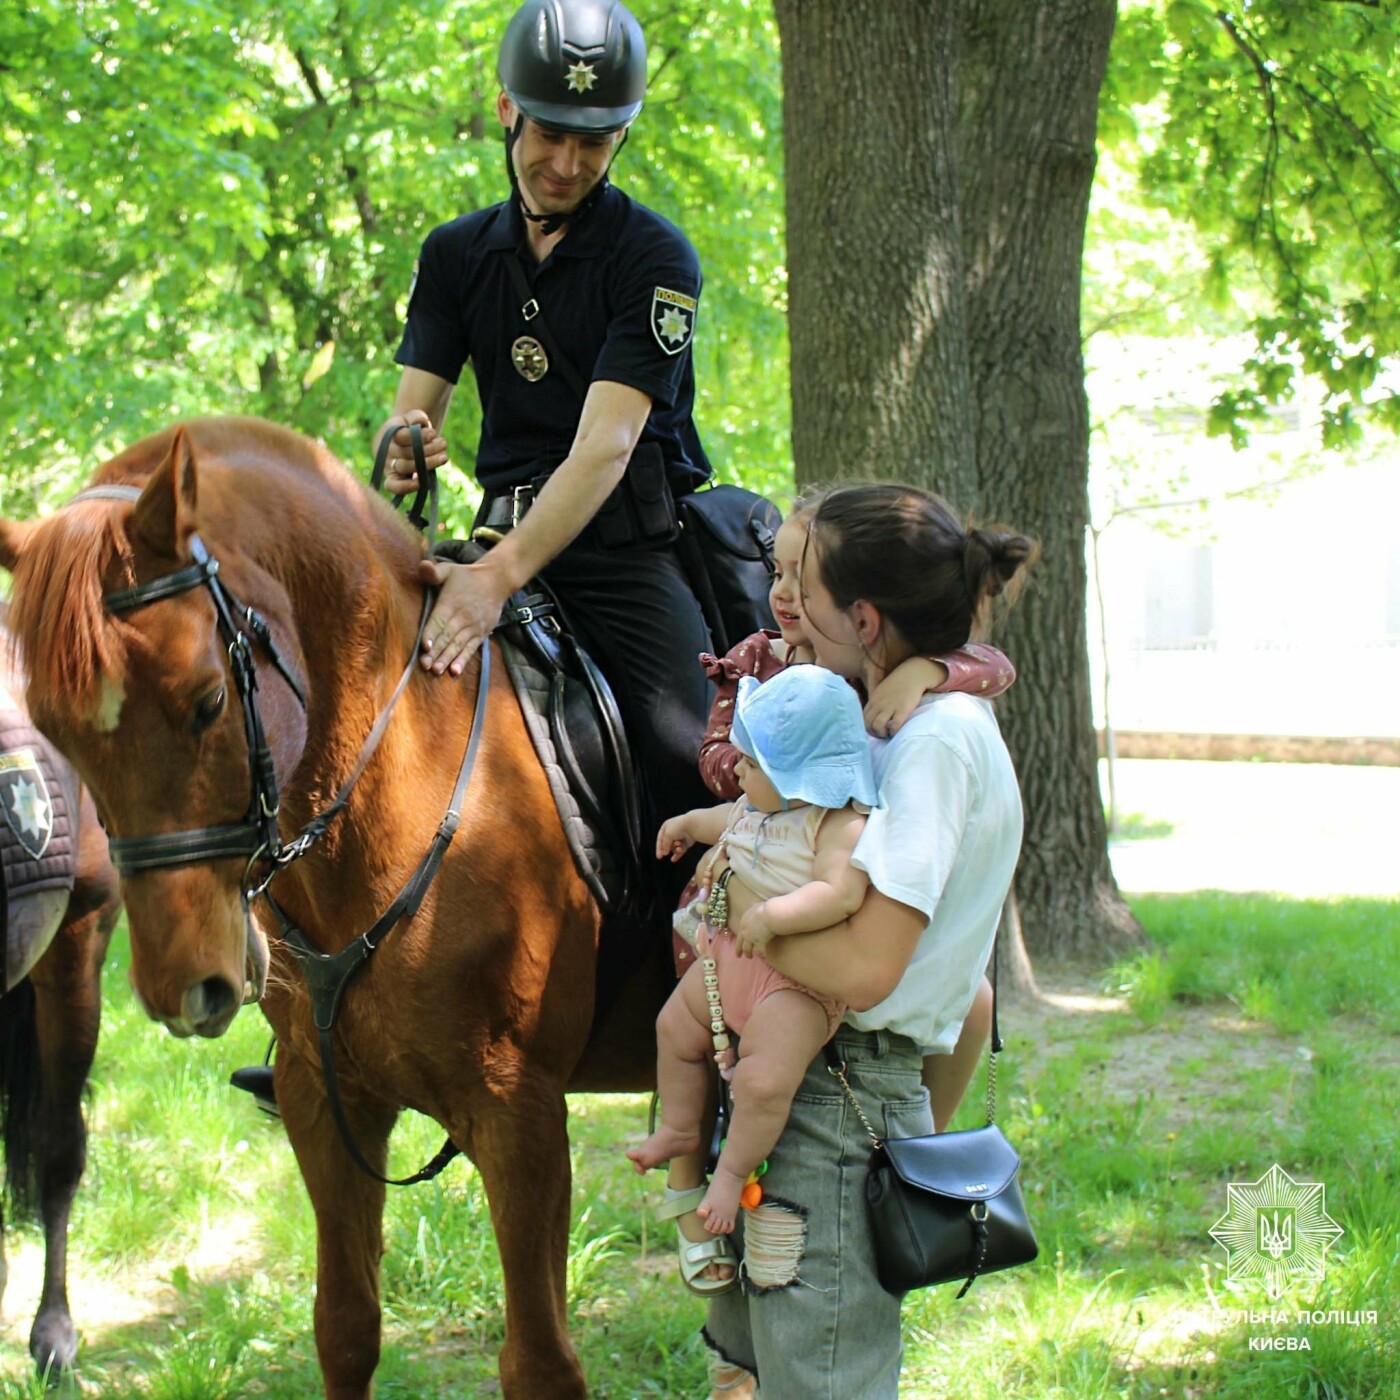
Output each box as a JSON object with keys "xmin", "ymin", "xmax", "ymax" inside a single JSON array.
[{"xmin": 230, "ymin": 1064, "xmax": 280, "ymax": 1118}]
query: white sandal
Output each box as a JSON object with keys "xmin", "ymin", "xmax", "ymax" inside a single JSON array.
[
  {"xmin": 657, "ymin": 1185, "xmax": 739, "ymax": 1296},
  {"xmin": 707, "ymin": 1355, "xmax": 758, "ymax": 1396}
]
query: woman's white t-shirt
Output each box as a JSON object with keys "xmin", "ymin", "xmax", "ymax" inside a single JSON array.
[{"xmin": 846, "ymin": 692, "xmax": 1023, "ymax": 1053}]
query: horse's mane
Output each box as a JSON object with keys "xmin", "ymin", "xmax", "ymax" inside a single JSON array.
[
  {"xmin": 9, "ymin": 418, "xmax": 403, "ymax": 722},
  {"xmin": 6, "ymin": 435, "xmax": 167, "ymax": 720}
]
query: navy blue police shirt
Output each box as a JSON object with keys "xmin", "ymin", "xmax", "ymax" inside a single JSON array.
[{"xmin": 395, "ymin": 183, "xmax": 712, "ymax": 496}]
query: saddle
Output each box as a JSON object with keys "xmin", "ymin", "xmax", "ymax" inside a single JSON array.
[
  {"xmin": 0, "ymin": 704, "xmax": 80, "ymax": 990},
  {"xmin": 434, "ymin": 540, "xmax": 650, "ymax": 920}
]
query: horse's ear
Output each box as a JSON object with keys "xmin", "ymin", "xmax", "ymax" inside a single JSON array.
[
  {"xmin": 133, "ymin": 426, "xmax": 199, "ymax": 560},
  {"xmin": 0, "ymin": 518, "xmax": 37, "ymax": 574}
]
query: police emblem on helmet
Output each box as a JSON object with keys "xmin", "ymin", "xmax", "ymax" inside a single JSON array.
[
  {"xmin": 565, "ymin": 61, "xmax": 597, "ymax": 92},
  {"xmin": 512, "ymin": 335, "xmax": 550, "ymax": 381},
  {"xmin": 651, "ymin": 287, "xmax": 696, "ymax": 355}
]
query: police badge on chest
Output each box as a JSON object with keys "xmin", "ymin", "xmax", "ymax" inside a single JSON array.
[{"xmin": 512, "ymin": 336, "xmax": 549, "ymax": 382}]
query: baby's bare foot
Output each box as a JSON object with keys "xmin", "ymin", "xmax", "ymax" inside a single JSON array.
[
  {"xmin": 626, "ymin": 1124, "xmax": 701, "ymax": 1173},
  {"xmin": 676, "ymin": 1203, "xmax": 736, "ymax": 1286},
  {"xmin": 696, "ymin": 1167, "xmax": 746, "ymax": 1235}
]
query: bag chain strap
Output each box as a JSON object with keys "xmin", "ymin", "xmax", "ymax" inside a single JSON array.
[
  {"xmin": 826, "ymin": 1056, "xmax": 884, "ymax": 1151},
  {"xmin": 825, "ymin": 917, "xmax": 1006, "ymax": 1136}
]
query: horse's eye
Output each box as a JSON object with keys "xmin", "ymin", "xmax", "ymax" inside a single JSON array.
[{"xmin": 192, "ymin": 686, "xmax": 227, "ymax": 736}]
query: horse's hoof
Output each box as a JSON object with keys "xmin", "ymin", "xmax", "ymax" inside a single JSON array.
[{"xmin": 30, "ymin": 1311, "xmax": 77, "ymax": 1380}]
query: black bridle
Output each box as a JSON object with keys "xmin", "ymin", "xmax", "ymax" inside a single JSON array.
[
  {"xmin": 80, "ymin": 486, "xmax": 307, "ymax": 879},
  {"xmin": 71, "ymin": 473, "xmax": 486, "ymax": 1187}
]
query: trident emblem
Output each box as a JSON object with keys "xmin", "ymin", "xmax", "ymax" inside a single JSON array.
[
  {"xmin": 1211, "ymin": 1165, "xmax": 1341, "ymax": 1298},
  {"xmin": 1259, "ymin": 1210, "xmax": 1294, "ymax": 1260}
]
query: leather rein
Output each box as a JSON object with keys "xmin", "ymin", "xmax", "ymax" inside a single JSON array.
[{"xmin": 71, "ymin": 447, "xmax": 482, "ymax": 1186}]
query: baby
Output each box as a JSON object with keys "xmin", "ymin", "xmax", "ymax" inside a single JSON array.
[{"xmin": 628, "ymin": 664, "xmax": 878, "ymax": 1235}]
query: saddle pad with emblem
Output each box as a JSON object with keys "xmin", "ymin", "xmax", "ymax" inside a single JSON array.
[{"xmin": 0, "ymin": 714, "xmax": 77, "ymax": 900}]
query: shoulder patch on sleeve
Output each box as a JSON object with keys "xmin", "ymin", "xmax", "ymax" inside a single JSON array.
[{"xmin": 651, "ymin": 286, "xmax": 697, "ymax": 355}]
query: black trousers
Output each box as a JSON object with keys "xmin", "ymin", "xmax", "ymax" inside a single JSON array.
[{"xmin": 541, "ymin": 534, "xmax": 716, "ymax": 851}]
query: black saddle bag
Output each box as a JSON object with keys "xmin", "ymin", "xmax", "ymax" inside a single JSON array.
[{"xmin": 675, "ymin": 485, "xmax": 782, "ymax": 654}]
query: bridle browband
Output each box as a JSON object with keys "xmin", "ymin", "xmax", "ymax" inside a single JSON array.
[{"xmin": 78, "ymin": 485, "xmax": 307, "ymax": 878}]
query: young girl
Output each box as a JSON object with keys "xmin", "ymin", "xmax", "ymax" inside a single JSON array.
[
  {"xmin": 628, "ymin": 664, "xmax": 880, "ymax": 1245},
  {"xmin": 695, "ymin": 504, "xmax": 1011, "ymax": 1126}
]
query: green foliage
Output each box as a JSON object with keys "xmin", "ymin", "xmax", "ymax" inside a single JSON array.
[
  {"xmin": 0, "ymin": 0, "xmax": 790, "ymax": 510},
  {"xmin": 1103, "ymin": 0, "xmax": 1400, "ymax": 447}
]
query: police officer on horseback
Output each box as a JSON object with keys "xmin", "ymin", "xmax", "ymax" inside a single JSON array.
[{"xmin": 374, "ymin": 0, "xmax": 715, "ymax": 838}]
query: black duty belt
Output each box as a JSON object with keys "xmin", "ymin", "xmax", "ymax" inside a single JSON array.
[{"xmin": 479, "ymin": 473, "xmax": 552, "ymax": 532}]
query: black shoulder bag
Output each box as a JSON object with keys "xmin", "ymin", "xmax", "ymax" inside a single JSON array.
[
  {"xmin": 826, "ymin": 935, "xmax": 1038, "ymax": 1297},
  {"xmin": 502, "ymin": 253, "xmax": 782, "ymax": 653}
]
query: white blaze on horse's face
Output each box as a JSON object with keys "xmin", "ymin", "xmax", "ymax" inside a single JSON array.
[{"xmin": 91, "ymin": 674, "xmax": 125, "ymax": 734}]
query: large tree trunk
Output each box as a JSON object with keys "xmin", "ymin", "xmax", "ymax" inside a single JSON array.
[
  {"xmin": 776, "ymin": 0, "xmax": 978, "ymax": 505},
  {"xmin": 776, "ymin": 0, "xmax": 1141, "ymax": 962}
]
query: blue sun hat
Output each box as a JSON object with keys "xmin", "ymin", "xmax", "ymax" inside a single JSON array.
[{"xmin": 730, "ymin": 668, "xmax": 879, "ymax": 810}]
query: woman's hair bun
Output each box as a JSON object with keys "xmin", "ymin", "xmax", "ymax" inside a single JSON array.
[{"xmin": 965, "ymin": 526, "xmax": 1037, "ymax": 603}]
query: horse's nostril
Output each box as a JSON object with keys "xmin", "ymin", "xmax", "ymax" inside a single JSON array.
[{"xmin": 187, "ymin": 975, "xmax": 239, "ymax": 1031}]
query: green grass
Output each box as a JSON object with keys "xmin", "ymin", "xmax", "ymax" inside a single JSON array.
[
  {"xmin": 1106, "ymin": 892, "xmax": 1400, "ymax": 1032},
  {"xmin": 1108, "ymin": 810, "xmax": 1177, "ymax": 842},
  {"xmin": 0, "ymin": 896, "xmax": 1396, "ymax": 1398}
]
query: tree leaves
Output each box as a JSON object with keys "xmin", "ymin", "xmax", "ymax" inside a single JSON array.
[
  {"xmin": 2, "ymin": 0, "xmax": 790, "ymax": 504},
  {"xmin": 1104, "ymin": 0, "xmax": 1400, "ymax": 446}
]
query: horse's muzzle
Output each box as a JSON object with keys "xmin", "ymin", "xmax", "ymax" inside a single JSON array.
[
  {"xmin": 173, "ymin": 974, "xmax": 243, "ymax": 1039},
  {"xmin": 130, "ymin": 972, "xmax": 242, "ymax": 1039}
]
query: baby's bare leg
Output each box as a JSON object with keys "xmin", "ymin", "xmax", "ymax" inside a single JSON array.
[
  {"xmin": 627, "ymin": 964, "xmax": 715, "ymax": 1172},
  {"xmin": 698, "ymin": 990, "xmax": 830, "ymax": 1235}
]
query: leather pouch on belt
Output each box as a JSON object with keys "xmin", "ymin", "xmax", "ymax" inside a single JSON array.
[{"xmin": 593, "ymin": 442, "xmax": 677, "ymax": 548}]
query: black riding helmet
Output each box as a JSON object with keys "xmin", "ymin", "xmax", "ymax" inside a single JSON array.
[
  {"xmin": 498, "ymin": 0, "xmax": 647, "ymax": 233},
  {"xmin": 498, "ymin": 0, "xmax": 647, "ymax": 134}
]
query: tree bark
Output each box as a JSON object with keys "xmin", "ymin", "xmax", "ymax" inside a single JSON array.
[
  {"xmin": 776, "ymin": 0, "xmax": 977, "ymax": 504},
  {"xmin": 776, "ymin": 0, "xmax": 1142, "ymax": 960}
]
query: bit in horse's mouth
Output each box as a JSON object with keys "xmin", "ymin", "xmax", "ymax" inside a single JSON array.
[{"xmin": 243, "ymin": 910, "xmax": 270, "ymax": 1005}]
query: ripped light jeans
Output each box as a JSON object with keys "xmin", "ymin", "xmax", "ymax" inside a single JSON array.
[{"xmin": 704, "ymin": 1026, "xmax": 931, "ymax": 1400}]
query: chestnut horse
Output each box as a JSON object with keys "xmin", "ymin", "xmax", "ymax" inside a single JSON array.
[
  {"xmin": 0, "ymin": 618, "xmax": 121, "ymax": 1375},
  {"xmin": 0, "ymin": 418, "xmax": 670, "ymax": 1398}
]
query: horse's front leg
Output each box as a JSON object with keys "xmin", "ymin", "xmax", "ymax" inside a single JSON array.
[
  {"xmin": 25, "ymin": 900, "xmax": 113, "ymax": 1374},
  {"xmin": 468, "ymin": 1068, "xmax": 587, "ymax": 1399},
  {"xmin": 277, "ymin": 1041, "xmax": 393, "ymax": 1400}
]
